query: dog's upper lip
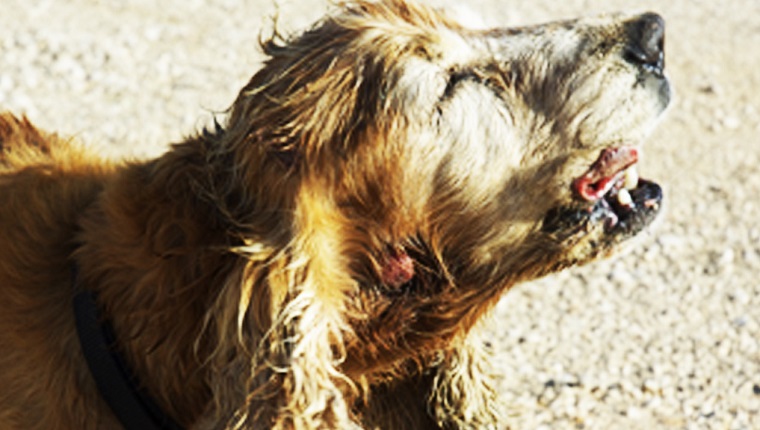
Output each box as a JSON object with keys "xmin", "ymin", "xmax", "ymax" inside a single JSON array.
[{"xmin": 572, "ymin": 147, "xmax": 639, "ymax": 201}]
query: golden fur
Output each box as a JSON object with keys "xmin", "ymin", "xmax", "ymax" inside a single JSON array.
[{"xmin": 0, "ymin": 1, "xmax": 669, "ymax": 429}]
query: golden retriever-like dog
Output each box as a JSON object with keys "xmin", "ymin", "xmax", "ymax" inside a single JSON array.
[{"xmin": 0, "ymin": 1, "xmax": 670, "ymax": 428}]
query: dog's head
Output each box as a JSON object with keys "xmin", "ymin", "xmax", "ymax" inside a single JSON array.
[{"xmin": 223, "ymin": 0, "xmax": 669, "ymax": 294}]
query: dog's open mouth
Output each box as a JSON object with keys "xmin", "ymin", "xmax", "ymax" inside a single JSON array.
[
  {"xmin": 573, "ymin": 146, "xmax": 662, "ymax": 234},
  {"xmin": 543, "ymin": 146, "xmax": 662, "ymax": 241}
]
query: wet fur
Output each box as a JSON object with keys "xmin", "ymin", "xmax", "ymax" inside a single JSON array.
[{"xmin": 0, "ymin": 1, "xmax": 667, "ymax": 429}]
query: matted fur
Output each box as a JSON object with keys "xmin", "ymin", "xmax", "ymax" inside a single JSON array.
[{"xmin": 0, "ymin": 1, "xmax": 669, "ymax": 429}]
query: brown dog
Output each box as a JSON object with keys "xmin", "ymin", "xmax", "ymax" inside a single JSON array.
[{"xmin": 0, "ymin": 1, "xmax": 669, "ymax": 429}]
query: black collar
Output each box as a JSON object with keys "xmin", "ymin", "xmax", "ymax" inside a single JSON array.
[{"xmin": 73, "ymin": 270, "xmax": 184, "ymax": 430}]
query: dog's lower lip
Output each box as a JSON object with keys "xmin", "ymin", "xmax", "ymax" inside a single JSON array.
[
  {"xmin": 541, "ymin": 178, "xmax": 662, "ymax": 239},
  {"xmin": 602, "ymin": 179, "xmax": 662, "ymax": 233}
]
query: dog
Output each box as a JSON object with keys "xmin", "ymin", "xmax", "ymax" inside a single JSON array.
[{"xmin": 0, "ymin": 1, "xmax": 669, "ymax": 429}]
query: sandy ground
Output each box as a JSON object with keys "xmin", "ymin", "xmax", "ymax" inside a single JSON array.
[{"xmin": 2, "ymin": 0, "xmax": 760, "ymax": 428}]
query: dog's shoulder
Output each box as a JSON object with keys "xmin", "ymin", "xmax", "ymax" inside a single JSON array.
[
  {"xmin": 0, "ymin": 112, "xmax": 113, "ymax": 230},
  {"xmin": 0, "ymin": 113, "xmax": 56, "ymax": 169},
  {"xmin": 0, "ymin": 112, "xmax": 112, "ymax": 175}
]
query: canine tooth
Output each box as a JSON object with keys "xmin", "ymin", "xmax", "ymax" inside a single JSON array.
[
  {"xmin": 617, "ymin": 188, "xmax": 634, "ymax": 208},
  {"xmin": 624, "ymin": 166, "xmax": 639, "ymax": 190}
]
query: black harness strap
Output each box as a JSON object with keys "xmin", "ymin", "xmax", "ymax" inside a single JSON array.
[{"xmin": 73, "ymin": 279, "xmax": 184, "ymax": 430}]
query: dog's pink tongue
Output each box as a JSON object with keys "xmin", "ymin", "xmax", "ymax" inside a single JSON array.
[
  {"xmin": 381, "ymin": 251, "xmax": 414, "ymax": 288},
  {"xmin": 573, "ymin": 147, "xmax": 638, "ymax": 201}
]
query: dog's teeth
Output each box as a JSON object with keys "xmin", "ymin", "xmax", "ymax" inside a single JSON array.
[
  {"xmin": 617, "ymin": 188, "xmax": 634, "ymax": 208},
  {"xmin": 623, "ymin": 166, "xmax": 639, "ymax": 190}
]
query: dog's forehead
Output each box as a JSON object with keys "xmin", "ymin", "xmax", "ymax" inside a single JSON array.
[
  {"xmin": 471, "ymin": 12, "xmax": 635, "ymax": 59},
  {"xmin": 354, "ymin": 17, "xmax": 480, "ymax": 66},
  {"xmin": 429, "ymin": 27, "xmax": 482, "ymax": 65},
  {"xmin": 355, "ymin": 26, "xmax": 483, "ymax": 114},
  {"xmin": 370, "ymin": 10, "xmax": 634, "ymax": 79}
]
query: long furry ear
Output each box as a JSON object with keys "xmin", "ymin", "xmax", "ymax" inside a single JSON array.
[{"xmin": 193, "ymin": 2, "xmax": 471, "ymax": 427}]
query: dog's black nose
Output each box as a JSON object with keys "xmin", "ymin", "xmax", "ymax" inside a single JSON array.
[{"xmin": 625, "ymin": 13, "xmax": 665, "ymax": 76}]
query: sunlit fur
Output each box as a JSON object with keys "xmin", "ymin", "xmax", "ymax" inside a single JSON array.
[{"xmin": 0, "ymin": 1, "xmax": 668, "ymax": 429}]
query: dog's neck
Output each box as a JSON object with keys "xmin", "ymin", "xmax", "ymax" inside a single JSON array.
[
  {"xmin": 74, "ymin": 130, "xmax": 536, "ymax": 424},
  {"xmin": 74, "ymin": 135, "xmax": 258, "ymax": 425}
]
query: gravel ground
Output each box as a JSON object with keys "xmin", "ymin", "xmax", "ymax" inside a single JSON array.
[{"xmin": 3, "ymin": 0, "xmax": 760, "ymax": 428}]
